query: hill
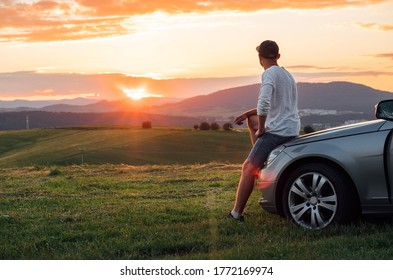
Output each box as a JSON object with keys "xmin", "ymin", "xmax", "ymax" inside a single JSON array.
[
  {"xmin": 0, "ymin": 127, "xmax": 251, "ymax": 167},
  {"xmin": 151, "ymin": 81, "xmax": 393, "ymax": 128},
  {"xmin": 153, "ymin": 83, "xmax": 260, "ymax": 117},
  {"xmin": 0, "ymin": 97, "xmax": 101, "ymax": 110},
  {"xmin": 0, "ymin": 111, "xmax": 209, "ymax": 130},
  {"xmin": 4, "ymin": 81, "xmax": 392, "ymax": 116},
  {"xmin": 1, "ymin": 81, "xmax": 392, "ymax": 129},
  {"xmin": 297, "ymin": 82, "xmax": 393, "ymax": 112},
  {"xmin": 153, "ymin": 81, "xmax": 393, "ymax": 117}
]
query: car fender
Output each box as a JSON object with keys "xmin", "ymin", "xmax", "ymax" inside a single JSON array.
[{"xmin": 283, "ymin": 131, "xmax": 389, "ymax": 205}]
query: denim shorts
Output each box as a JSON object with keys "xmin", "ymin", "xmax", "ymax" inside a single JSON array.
[{"xmin": 247, "ymin": 132, "xmax": 295, "ymax": 168}]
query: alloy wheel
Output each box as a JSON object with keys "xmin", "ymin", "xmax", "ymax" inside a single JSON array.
[{"xmin": 288, "ymin": 172, "xmax": 337, "ymax": 229}]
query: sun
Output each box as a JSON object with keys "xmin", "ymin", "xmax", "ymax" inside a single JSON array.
[{"xmin": 123, "ymin": 88, "xmax": 162, "ymax": 100}]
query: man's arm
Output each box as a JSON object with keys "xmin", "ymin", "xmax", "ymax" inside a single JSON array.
[
  {"xmin": 255, "ymin": 115, "xmax": 266, "ymax": 138},
  {"xmin": 234, "ymin": 108, "xmax": 257, "ymax": 125}
]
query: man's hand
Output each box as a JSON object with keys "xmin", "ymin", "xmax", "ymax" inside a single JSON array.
[
  {"xmin": 255, "ymin": 128, "xmax": 265, "ymax": 138},
  {"xmin": 234, "ymin": 109, "xmax": 257, "ymax": 125},
  {"xmin": 234, "ymin": 114, "xmax": 246, "ymax": 125}
]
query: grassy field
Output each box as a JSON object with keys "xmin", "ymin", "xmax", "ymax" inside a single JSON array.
[
  {"xmin": 1, "ymin": 163, "xmax": 393, "ymax": 260},
  {"xmin": 0, "ymin": 127, "xmax": 251, "ymax": 167},
  {"xmin": 1, "ymin": 127, "xmax": 393, "ymax": 260}
]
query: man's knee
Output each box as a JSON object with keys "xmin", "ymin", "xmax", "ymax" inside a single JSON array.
[
  {"xmin": 246, "ymin": 115, "xmax": 259, "ymax": 131},
  {"xmin": 242, "ymin": 160, "xmax": 259, "ymax": 177}
]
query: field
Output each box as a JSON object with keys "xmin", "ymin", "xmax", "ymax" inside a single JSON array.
[
  {"xmin": 0, "ymin": 127, "xmax": 251, "ymax": 167},
  {"xmin": 1, "ymin": 127, "xmax": 393, "ymax": 260}
]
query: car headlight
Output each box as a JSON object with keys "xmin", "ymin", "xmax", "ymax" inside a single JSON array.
[{"xmin": 265, "ymin": 145, "xmax": 285, "ymax": 166}]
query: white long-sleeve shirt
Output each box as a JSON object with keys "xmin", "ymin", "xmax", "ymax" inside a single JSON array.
[{"xmin": 257, "ymin": 66, "xmax": 300, "ymax": 136}]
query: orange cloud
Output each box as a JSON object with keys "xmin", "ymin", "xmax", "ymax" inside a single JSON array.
[
  {"xmin": 0, "ymin": 1, "xmax": 129, "ymax": 42},
  {"xmin": 370, "ymin": 53, "xmax": 393, "ymax": 60},
  {"xmin": 357, "ymin": 22, "xmax": 393, "ymax": 31},
  {"xmin": 76, "ymin": 0, "xmax": 388, "ymax": 15},
  {"xmin": 0, "ymin": 0, "xmax": 389, "ymax": 42},
  {"xmin": 287, "ymin": 65, "xmax": 358, "ymax": 71}
]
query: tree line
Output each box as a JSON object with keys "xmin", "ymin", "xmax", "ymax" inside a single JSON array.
[{"xmin": 193, "ymin": 122, "xmax": 233, "ymax": 131}]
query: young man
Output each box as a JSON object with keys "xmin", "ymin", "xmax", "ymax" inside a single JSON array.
[{"xmin": 228, "ymin": 40, "xmax": 300, "ymax": 221}]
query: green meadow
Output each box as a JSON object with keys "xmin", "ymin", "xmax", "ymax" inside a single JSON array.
[
  {"xmin": 0, "ymin": 127, "xmax": 251, "ymax": 167},
  {"xmin": 1, "ymin": 127, "xmax": 393, "ymax": 259}
]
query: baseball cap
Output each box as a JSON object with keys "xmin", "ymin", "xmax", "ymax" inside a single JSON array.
[{"xmin": 256, "ymin": 40, "xmax": 279, "ymax": 59}]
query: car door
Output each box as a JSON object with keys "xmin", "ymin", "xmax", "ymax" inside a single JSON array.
[
  {"xmin": 388, "ymin": 130, "xmax": 393, "ymax": 201},
  {"xmin": 380, "ymin": 121, "xmax": 393, "ymax": 202}
]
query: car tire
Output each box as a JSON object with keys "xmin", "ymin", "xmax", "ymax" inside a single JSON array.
[{"xmin": 282, "ymin": 163, "xmax": 357, "ymax": 229}]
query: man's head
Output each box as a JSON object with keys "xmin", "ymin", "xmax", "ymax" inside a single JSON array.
[{"xmin": 256, "ymin": 40, "xmax": 279, "ymax": 59}]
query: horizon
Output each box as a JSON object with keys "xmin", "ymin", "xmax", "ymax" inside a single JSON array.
[
  {"xmin": 1, "ymin": 1, "xmax": 393, "ymax": 101},
  {"xmin": 1, "ymin": 78, "xmax": 392, "ymax": 106}
]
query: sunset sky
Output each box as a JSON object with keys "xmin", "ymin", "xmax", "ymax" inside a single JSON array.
[{"xmin": 1, "ymin": 0, "xmax": 392, "ymax": 101}]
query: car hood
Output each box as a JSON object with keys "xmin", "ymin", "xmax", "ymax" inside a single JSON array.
[{"xmin": 286, "ymin": 119, "xmax": 386, "ymax": 146}]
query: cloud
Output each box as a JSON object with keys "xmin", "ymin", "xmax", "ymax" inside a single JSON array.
[
  {"xmin": 1, "ymin": 70, "xmax": 393, "ymax": 102},
  {"xmin": 288, "ymin": 64, "xmax": 393, "ymax": 78},
  {"xmin": 371, "ymin": 53, "xmax": 393, "ymax": 60},
  {"xmin": 356, "ymin": 22, "xmax": 393, "ymax": 31},
  {"xmin": 363, "ymin": 53, "xmax": 393, "ymax": 62},
  {"xmin": 293, "ymin": 70, "xmax": 393, "ymax": 80},
  {"xmin": 0, "ymin": 0, "xmax": 389, "ymax": 42},
  {"xmin": 287, "ymin": 65, "xmax": 362, "ymax": 71},
  {"xmin": 74, "ymin": 0, "xmax": 388, "ymax": 15},
  {"xmin": 0, "ymin": 71, "xmax": 108, "ymax": 99},
  {"xmin": 0, "ymin": 1, "xmax": 129, "ymax": 42}
]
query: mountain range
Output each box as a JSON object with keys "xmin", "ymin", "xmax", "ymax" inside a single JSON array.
[
  {"xmin": 152, "ymin": 81, "xmax": 393, "ymax": 117},
  {"xmin": 1, "ymin": 81, "xmax": 393, "ymax": 130}
]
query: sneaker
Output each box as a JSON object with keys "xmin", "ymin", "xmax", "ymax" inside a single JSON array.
[{"xmin": 225, "ymin": 212, "xmax": 244, "ymax": 222}]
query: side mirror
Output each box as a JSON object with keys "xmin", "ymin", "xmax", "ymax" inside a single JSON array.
[{"xmin": 376, "ymin": 100, "xmax": 393, "ymax": 121}]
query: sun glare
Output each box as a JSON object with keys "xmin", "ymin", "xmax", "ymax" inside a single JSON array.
[{"xmin": 123, "ymin": 88, "xmax": 162, "ymax": 100}]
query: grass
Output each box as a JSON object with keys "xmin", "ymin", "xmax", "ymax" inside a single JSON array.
[
  {"xmin": 1, "ymin": 163, "xmax": 393, "ymax": 260},
  {"xmin": 0, "ymin": 127, "xmax": 251, "ymax": 167}
]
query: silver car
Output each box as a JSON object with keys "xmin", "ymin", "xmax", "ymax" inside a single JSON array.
[{"xmin": 258, "ymin": 100, "xmax": 393, "ymax": 229}]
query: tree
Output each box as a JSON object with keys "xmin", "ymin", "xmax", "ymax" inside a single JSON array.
[
  {"xmin": 193, "ymin": 124, "xmax": 199, "ymax": 130},
  {"xmin": 199, "ymin": 122, "xmax": 210, "ymax": 130},
  {"xmin": 223, "ymin": 123, "xmax": 233, "ymax": 131},
  {"xmin": 210, "ymin": 122, "xmax": 220, "ymax": 131},
  {"xmin": 142, "ymin": 121, "xmax": 152, "ymax": 129}
]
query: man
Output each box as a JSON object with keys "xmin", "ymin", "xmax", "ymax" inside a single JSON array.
[{"xmin": 228, "ymin": 40, "xmax": 300, "ymax": 221}]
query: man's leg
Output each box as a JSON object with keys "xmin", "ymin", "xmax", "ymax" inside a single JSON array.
[
  {"xmin": 247, "ymin": 114, "xmax": 259, "ymax": 145},
  {"xmin": 229, "ymin": 133, "xmax": 291, "ymax": 220},
  {"xmin": 229, "ymin": 115, "xmax": 259, "ymax": 219},
  {"xmin": 233, "ymin": 159, "xmax": 258, "ymax": 215}
]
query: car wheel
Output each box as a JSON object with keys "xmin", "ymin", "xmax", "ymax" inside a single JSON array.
[{"xmin": 282, "ymin": 163, "xmax": 355, "ymax": 229}]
